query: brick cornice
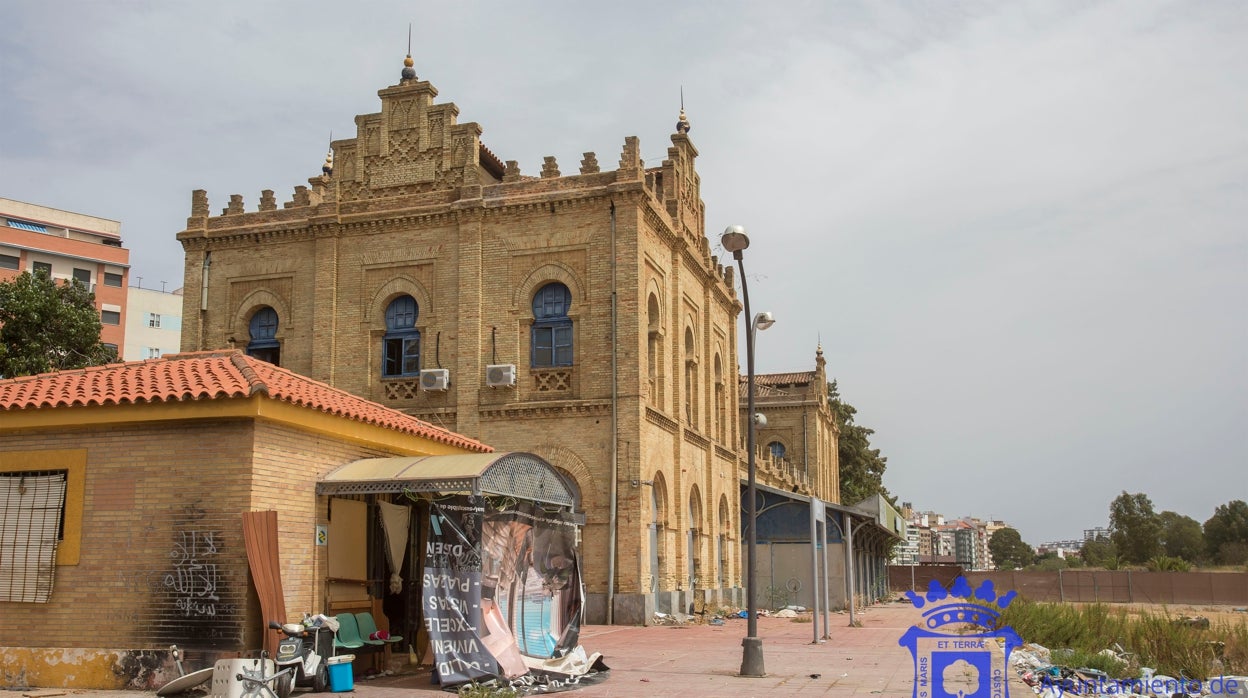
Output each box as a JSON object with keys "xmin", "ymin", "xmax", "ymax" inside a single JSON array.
[
  {"xmin": 645, "ymin": 406, "xmax": 679, "ymax": 434},
  {"xmin": 479, "ymin": 400, "xmax": 611, "ymax": 421},
  {"xmin": 682, "ymin": 427, "xmax": 711, "ymax": 449}
]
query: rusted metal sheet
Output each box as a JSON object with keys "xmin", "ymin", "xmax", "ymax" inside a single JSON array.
[{"xmin": 242, "ymin": 511, "xmax": 286, "ymax": 656}]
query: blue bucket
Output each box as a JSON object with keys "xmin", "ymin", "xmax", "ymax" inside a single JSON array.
[{"xmin": 326, "ymin": 655, "xmax": 354, "ymax": 692}]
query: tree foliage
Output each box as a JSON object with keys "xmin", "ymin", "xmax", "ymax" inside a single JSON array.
[
  {"xmin": 1204, "ymin": 500, "xmax": 1248, "ymax": 565},
  {"xmin": 827, "ymin": 380, "xmax": 890, "ymax": 504},
  {"xmin": 0, "ymin": 270, "xmax": 116, "ymax": 378},
  {"xmin": 1158, "ymin": 511, "xmax": 1206, "ymax": 563},
  {"xmin": 1080, "ymin": 535, "xmax": 1119, "ymax": 568},
  {"xmin": 1109, "ymin": 492, "xmax": 1162, "ymax": 564},
  {"xmin": 988, "ymin": 527, "xmax": 1035, "ymax": 570}
]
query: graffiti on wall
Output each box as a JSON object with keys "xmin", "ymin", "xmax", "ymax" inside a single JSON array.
[{"xmin": 165, "ymin": 530, "xmax": 221, "ymax": 617}]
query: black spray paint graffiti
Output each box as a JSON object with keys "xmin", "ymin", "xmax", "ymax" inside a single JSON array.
[{"xmin": 164, "ymin": 530, "xmax": 222, "ymax": 617}]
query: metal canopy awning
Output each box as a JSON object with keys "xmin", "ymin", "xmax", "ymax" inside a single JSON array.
[{"xmin": 317, "ymin": 451, "xmax": 577, "ymax": 509}]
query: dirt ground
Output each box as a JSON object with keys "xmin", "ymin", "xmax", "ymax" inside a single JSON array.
[{"xmin": 1071, "ymin": 602, "xmax": 1248, "ymax": 626}]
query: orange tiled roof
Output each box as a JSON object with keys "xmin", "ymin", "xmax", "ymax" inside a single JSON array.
[
  {"xmin": 0, "ymin": 350, "xmax": 491, "ymax": 453},
  {"xmin": 751, "ymin": 383, "xmax": 789, "ymax": 397},
  {"xmin": 740, "ymin": 371, "xmax": 817, "ymax": 386}
]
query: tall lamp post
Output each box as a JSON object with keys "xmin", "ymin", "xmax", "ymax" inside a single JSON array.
[{"xmin": 721, "ymin": 224, "xmax": 775, "ymax": 677}]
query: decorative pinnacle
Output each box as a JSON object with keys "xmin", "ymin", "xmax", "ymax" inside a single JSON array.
[
  {"xmin": 676, "ymin": 86, "xmax": 691, "ymax": 134},
  {"xmin": 401, "ymin": 24, "xmax": 417, "ymax": 81}
]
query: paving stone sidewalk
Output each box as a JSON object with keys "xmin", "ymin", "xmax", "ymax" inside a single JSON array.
[{"xmin": 2, "ymin": 601, "xmax": 1028, "ymax": 698}]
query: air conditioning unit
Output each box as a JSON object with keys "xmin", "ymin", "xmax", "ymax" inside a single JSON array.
[
  {"xmin": 419, "ymin": 368, "xmax": 450, "ymax": 391},
  {"xmin": 486, "ymin": 364, "xmax": 516, "ymax": 388}
]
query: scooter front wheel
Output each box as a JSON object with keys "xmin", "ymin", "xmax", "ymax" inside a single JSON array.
[
  {"xmin": 274, "ymin": 671, "xmax": 294, "ymax": 698},
  {"xmin": 312, "ymin": 662, "xmax": 329, "ymax": 692}
]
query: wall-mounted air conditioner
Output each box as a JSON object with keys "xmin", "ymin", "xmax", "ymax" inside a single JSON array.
[
  {"xmin": 420, "ymin": 368, "xmax": 450, "ymax": 391},
  {"xmin": 486, "ymin": 364, "xmax": 516, "ymax": 388}
]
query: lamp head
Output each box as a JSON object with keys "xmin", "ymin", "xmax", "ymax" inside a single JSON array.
[
  {"xmin": 721, "ymin": 225, "xmax": 750, "ymax": 254},
  {"xmin": 754, "ymin": 311, "xmax": 775, "ymax": 331},
  {"xmin": 752, "ymin": 412, "xmax": 768, "ymax": 427}
]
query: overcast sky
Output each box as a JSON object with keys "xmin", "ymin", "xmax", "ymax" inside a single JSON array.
[{"xmin": 2, "ymin": 1, "xmax": 1244, "ymax": 544}]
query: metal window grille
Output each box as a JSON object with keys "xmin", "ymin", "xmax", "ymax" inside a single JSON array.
[{"xmin": 0, "ymin": 471, "xmax": 68, "ymax": 603}]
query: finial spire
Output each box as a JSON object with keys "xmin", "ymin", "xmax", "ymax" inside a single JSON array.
[
  {"xmin": 676, "ymin": 86, "xmax": 691, "ymax": 134},
  {"xmin": 322, "ymin": 131, "xmax": 333, "ymax": 176},
  {"xmin": 401, "ymin": 24, "xmax": 417, "ymax": 81}
]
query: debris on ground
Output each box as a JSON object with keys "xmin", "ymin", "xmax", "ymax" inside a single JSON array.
[
  {"xmin": 1172, "ymin": 615, "xmax": 1211, "ymax": 630},
  {"xmin": 1011, "ymin": 640, "xmax": 1248, "ymax": 697}
]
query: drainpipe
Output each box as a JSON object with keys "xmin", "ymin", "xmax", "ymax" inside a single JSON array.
[
  {"xmin": 607, "ymin": 201, "xmax": 619, "ymax": 624},
  {"xmin": 199, "ymin": 251, "xmax": 211, "ymax": 350}
]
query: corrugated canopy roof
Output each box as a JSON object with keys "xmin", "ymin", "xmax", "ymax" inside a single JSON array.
[{"xmin": 317, "ymin": 451, "xmax": 578, "ymax": 510}]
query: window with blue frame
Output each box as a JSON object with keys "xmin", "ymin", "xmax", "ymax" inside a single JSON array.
[
  {"xmin": 247, "ymin": 306, "xmax": 281, "ymax": 366},
  {"xmin": 768, "ymin": 441, "xmax": 786, "ymax": 460},
  {"xmin": 383, "ymin": 295, "xmax": 420, "ymax": 377},
  {"xmin": 531, "ymin": 283, "xmax": 572, "ymax": 367}
]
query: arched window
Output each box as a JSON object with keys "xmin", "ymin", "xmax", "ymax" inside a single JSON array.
[
  {"xmin": 647, "ymin": 293, "xmax": 662, "ymax": 407},
  {"xmin": 768, "ymin": 441, "xmax": 787, "ymax": 460},
  {"xmin": 531, "ymin": 283, "xmax": 573, "ymax": 367},
  {"xmin": 247, "ymin": 306, "xmax": 280, "ymax": 365},
  {"xmin": 383, "ymin": 295, "xmax": 421, "ymax": 377},
  {"xmin": 684, "ymin": 327, "xmax": 698, "ymax": 427}
]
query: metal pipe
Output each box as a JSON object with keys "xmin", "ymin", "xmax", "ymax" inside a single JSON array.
[
  {"xmin": 845, "ymin": 511, "xmax": 855, "ymax": 626},
  {"xmin": 737, "ymin": 252, "xmax": 763, "ymax": 676},
  {"xmin": 821, "ymin": 515, "xmax": 830, "ymax": 639},
  {"xmin": 810, "ymin": 499, "xmax": 820, "ymax": 644},
  {"xmin": 607, "ymin": 201, "xmax": 619, "ymax": 625}
]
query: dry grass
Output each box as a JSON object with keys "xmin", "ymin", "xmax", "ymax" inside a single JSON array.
[{"xmin": 998, "ymin": 599, "xmax": 1248, "ymax": 677}]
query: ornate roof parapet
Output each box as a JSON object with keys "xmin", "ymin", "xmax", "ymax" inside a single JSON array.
[
  {"xmin": 541, "ymin": 156, "xmax": 561, "ymax": 179},
  {"xmin": 503, "ymin": 160, "xmax": 522, "ymax": 183},
  {"xmin": 259, "ymin": 189, "xmax": 277, "ymax": 212},
  {"xmin": 617, "ymin": 136, "xmax": 644, "ymax": 181},
  {"xmin": 579, "ymin": 152, "xmax": 599, "ymax": 174}
]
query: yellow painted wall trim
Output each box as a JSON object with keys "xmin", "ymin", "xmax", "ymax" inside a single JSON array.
[
  {"xmin": 253, "ymin": 399, "xmax": 479, "ymax": 455},
  {"xmin": 1, "ymin": 397, "xmax": 482, "ymax": 456},
  {"xmin": 0, "ymin": 449, "xmax": 85, "ymax": 564}
]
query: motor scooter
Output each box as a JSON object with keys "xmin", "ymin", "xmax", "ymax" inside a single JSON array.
[{"xmin": 268, "ymin": 619, "xmax": 332, "ymax": 697}]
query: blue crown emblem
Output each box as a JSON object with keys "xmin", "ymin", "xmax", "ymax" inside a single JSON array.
[{"xmin": 905, "ymin": 576, "xmax": 1017, "ymax": 631}]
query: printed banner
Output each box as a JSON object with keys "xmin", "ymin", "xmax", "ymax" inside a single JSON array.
[
  {"xmin": 423, "ymin": 495, "xmax": 586, "ymax": 690},
  {"xmin": 423, "ymin": 496, "xmax": 498, "ymax": 685}
]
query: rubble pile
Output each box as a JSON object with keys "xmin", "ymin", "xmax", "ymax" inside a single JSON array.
[{"xmin": 1010, "ymin": 641, "xmax": 1248, "ymax": 697}]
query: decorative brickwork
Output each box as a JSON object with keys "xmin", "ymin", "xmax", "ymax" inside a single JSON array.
[{"xmin": 175, "ymin": 64, "xmax": 836, "ymax": 625}]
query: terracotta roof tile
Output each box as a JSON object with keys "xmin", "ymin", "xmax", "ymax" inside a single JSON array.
[
  {"xmin": 0, "ymin": 350, "xmax": 491, "ymax": 453},
  {"xmin": 739, "ymin": 371, "xmax": 817, "ymax": 387}
]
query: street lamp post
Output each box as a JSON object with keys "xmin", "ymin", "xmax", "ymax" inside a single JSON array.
[{"xmin": 721, "ymin": 224, "xmax": 774, "ymax": 678}]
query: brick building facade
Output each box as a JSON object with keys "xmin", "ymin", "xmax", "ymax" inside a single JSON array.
[
  {"xmin": 176, "ymin": 57, "xmax": 841, "ymax": 623},
  {"xmin": 0, "ymin": 351, "xmax": 496, "ymax": 688},
  {"xmin": 1, "ymin": 197, "xmax": 130, "ymax": 354}
]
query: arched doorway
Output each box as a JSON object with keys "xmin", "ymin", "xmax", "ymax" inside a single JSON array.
[
  {"xmin": 718, "ymin": 495, "xmax": 731, "ymax": 593},
  {"xmin": 687, "ymin": 485, "xmax": 703, "ymax": 589},
  {"xmin": 649, "ymin": 473, "xmax": 668, "ymax": 596}
]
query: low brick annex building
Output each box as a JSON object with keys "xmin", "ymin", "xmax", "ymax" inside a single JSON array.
[
  {"xmin": 175, "ymin": 54, "xmax": 846, "ymax": 624},
  {"xmin": 0, "ymin": 351, "xmax": 578, "ymax": 689}
]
